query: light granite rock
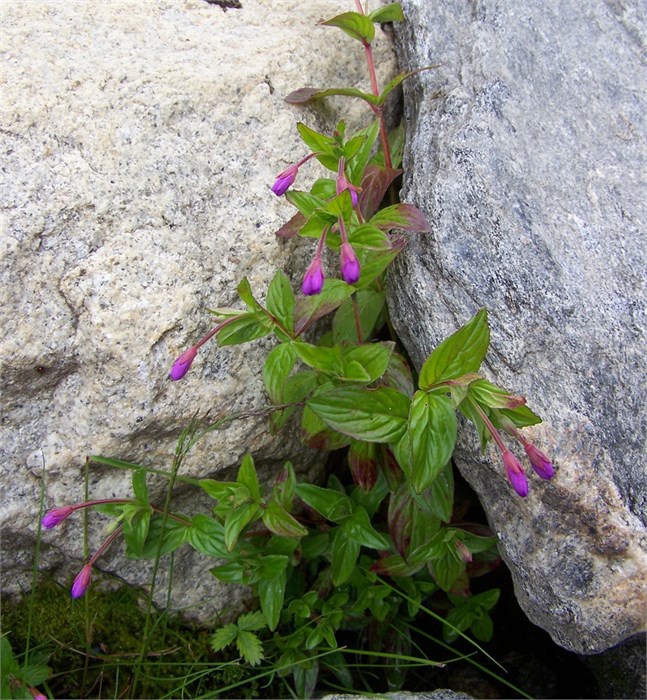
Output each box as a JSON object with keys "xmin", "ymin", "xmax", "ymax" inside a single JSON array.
[
  {"xmin": 0, "ymin": 0, "xmax": 397, "ymax": 617},
  {"xmin": 388, "ymin": 0, "xmax": 647, "ymax": 654}
]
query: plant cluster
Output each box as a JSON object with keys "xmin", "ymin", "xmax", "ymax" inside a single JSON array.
[{"xmin": 12, "ymin": 3, "xmax": 556, "ymax": 698}]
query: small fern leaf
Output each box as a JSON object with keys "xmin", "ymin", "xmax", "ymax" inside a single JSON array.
[
  {"xmin": 236, "ymin": 630, "xmax": 264, "ymax": 666},
  {"xmin": 211, "ymin": 624, "xmax": 238, "ymax": 652}
]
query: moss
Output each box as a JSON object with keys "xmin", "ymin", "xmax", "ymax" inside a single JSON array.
[{"xmin": 1, "ymin": 577, "xmax": 262, "ymax": 699}]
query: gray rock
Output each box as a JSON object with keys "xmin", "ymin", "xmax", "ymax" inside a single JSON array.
[
  {"xmin": 388, "ymin": 0, "xmax": 647, "ymax": 653},
  {"xmin": 0, "ymin": 0, "xmax": 397, "ymax": 618}
]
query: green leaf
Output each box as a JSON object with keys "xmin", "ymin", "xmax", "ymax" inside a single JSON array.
[
  {"xmin": 224, "ymin": 502, "xmax": 260, "ymax": 551},
  {"xmin": 424, "ymin": 461, "xmax": 455, "ymax": 522},
  {"xmin": 471, "ymin": 612, "xmax": 494, "ymax": 641},
  {"xmin": 498, "ymin": 404, "xmax": 542, "ymax": 428},
  {"xmin": 354, "ymin": 239, "xmax": 406, "ymax": 289},
  {"xmin": 285, "ymin": 86, "xmax": 378, "ymax": 106},
  {"xmin": 419, "ymin": 309, "xmax": 490, "ymax": 388},
  {"xmin": 384, "ymin": 350, "xmax": 415, "ymax": 397},
  {"xmin": 216, "ymin": 312, "xmax": 273, "ymax": 346},
  {"xmin": 237, "ymin": 277, "xmax": 262, "ymax": 312},
  {"xmin": 187, "ymin": 515, "xmax": 227, "ymax": 558},
  {"xmin": 331, "ymin": 529, "xmax": 361, "ymax": 585},
  {"xmin": 262, "ymin": 501, "xmax": 308, "ymax": 537},
  {"xmin": 311, "ymin": 177, "xmax": 337, "ymax": 200},
  {"xmin": 346, "ymin": 120, "xmax": 380, "ymax": 185},
  {"xmin": 257, "ymin": 555, "xmax": 289, "ymax": 631},
  {"xmin": 344, "ymin": 507, "xmax": 389, "ymax": 550},
  {"xmin": 266, "ymin": 270, "xmax": 295, "ymax": 338},
  {"xmin": 292, "ymin": 342, "xmax": 342, "ymax": 375},
  {"xmin": 237, "ymin": 610, "xmax": 267, "ymax": 632},
  {"xmin": 369, "ymin": 203, "xmax": 430, "ymax": 232},
  {"xmin": 294, "ymin": 279, "xmax": 355, "ymax": 336},
  {"xmin": 22, "ymin": 663, "xmax": 51, "ymax": 686},
  {"xmin": 285, "ymin": 189, "xmax": 326, "ymax": 218},
  {"xmin": 131, "ymin": 468, "xmax": 149, "ymax": 504},
  {"xmin": 321, "ymin": 189, "xmax": 354, "ymax": 223},
  {"xmin": 237, "ymin": 453, "xmax": 261, "ymax": 503},
  {"xmin": 343, "ymin": 342, "xmax": 393, "ymax": 383},
  {"xmin": 332, "ymin": 289, "xmax": 385, "ymax": 344},
  {"xmin": 320, "ymin": 11, "xmax": 375, "ymax": 43},
  {"xmin": 376, "ymin": 65, "xmax": 439, "ymax": 106},
  {"xmin": 210, "ymin": 560, "xmax": 247, "ymax": 584},
  {"xmin": 263, "ymin": 342, "xmax": 296, "ymax": 404},
  {"xmin": 139, "ymin": 515, "xmax": 188, "ymax": 558},
  {"xmin": 307, "ymin": 386, "xmax": 410, "ymax": 443},
  {"xmin": 348, "ymin": 223, "xmax": 391, "ymax": 250},
  {"xmin": 369, "ymin": 3, "xmax": 404, "ymax": 23},
  {"xmin": 407, "ymin": 391, "xmax": 457, "ymax": 493},
  {"xmin": 296, "ymin": 122, "xmax": 337, "ymax": 155},
  {"xmin": 123, "ymin": 506, "xmax": 152, "ymax": 558},
  {"xmin": 301, "ymin": 405, "xmax": 351, "ymax": 451},
  {"xmin": 211, "ymin": 624, "xmax": 239, "ymax": 652},
  {"xmin": 468, "ymin": 378, "xmax": 525, "ymax": 409},
  {"xmin": 295, "ymin": 484, "xmax": 353, "ymax": 523},
  {"xmin": 237, "ymin": 630, "xmax": 264, "ymax": 666}
]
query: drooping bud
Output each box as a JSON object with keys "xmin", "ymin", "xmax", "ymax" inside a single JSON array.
[
  {"xmin": 502, "ymin": 450, "xmax": 529, "ymax": 497},
  {"xmin": 301, "ymin": 257, "xmax": 325, "ymax": 296},
  {"xmin": 71, "ymin": 563, "xmax": 93, "ymax": 599},
  {"xmin": 336, "ymin": 158, "xmax": 360, "ymax": 207},
  {"xmin": 41, "ymin": 505, "xmax": 74, "ymax": 529},
  {"xmin": 523, "ymin": 442, "xmax": 555, "ymax": 480},
  {"xmin": 340, "ymin": 242, "xmax": 360, "ymax": 284},
  {"xmin": 271, "ymin": 164, "xmax": 299, "ymax": 196},
  {"xmin": 169, "ymin": 346, "xmax": 198, "ymax": 381}
]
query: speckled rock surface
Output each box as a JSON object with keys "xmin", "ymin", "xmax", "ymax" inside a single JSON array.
[
  {"xmin": 0, "ymin": 0, "xmax": 397, "ymax": 617},
  {"xmin": 388, "ymin": 0, "xmax": 647, "ymax": 653}
]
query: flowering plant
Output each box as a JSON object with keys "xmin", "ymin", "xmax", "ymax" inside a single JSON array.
[{"xmin": 38, "ymin": 3, "xmax": 555, "ymax": 696}]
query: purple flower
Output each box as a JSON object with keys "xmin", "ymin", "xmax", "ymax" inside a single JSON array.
[
  {"xmin": 169, "ymin": 346, "xmax": 198, "ymax": 381},
  {"xmin": 340, "ymin": 243, "xmax": 360, "ymax": 284},
  {"xmin": 71, "ymin": 563, "xmax": 92, "ymax": 599},
  {"xmin": 302, "ymin": 257, "xmax": 324, "ymax": 295},
  {"xmin": 524, "ymin": 443, "xmax": 555, "ymax": 480},
  {"xmin": 502, "ymin": 450, "xmax": 529, "ymax": 497},
  {"xmin": 271, "ymin": 165, "xmax": 298, "ymax": 196},
  {"xmin": 41, "ymin": 505, "xmax": 74, "ymax": 529}
]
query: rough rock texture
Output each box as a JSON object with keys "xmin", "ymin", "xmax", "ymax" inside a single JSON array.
[
  {"xmin": 0, "ymin": 0, "xmax": 397, "ymax": 617},
  {"xmin": 389, "ymin": 0, "xmax": 647, "ymax": 654}
]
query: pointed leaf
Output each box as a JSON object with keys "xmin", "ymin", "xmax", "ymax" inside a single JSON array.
[
  {"xmin": 211, "ymin": 624, "xmax": 239, "ymax": 652},
  {"xmin": 320, "ymin": 12, "xmax": 375, "ymax": 43},
  {"xmin": 262, "ymin": 500, "xmax": 308, "ymax": 537},
  {"xmin": 237, "ymin": 630, "xmax": 264, "ymax": 666},
  {"xmin": 275, "ymin": 211, "xmax": 306, "ymax": 240},
  {"xmin": 407, "ymin": 391, "xmax": 457, "ymax": 493},
  {"xmin": 369, "ymin": 203, "xmax": 430, "ymax": 232},
  {"xmin": 216, "ymin": 312, "xmax": 273, "ymax": 346},
  {"xmin": 331, "ymin": 529, "xmax": 361, "ymax": 585},
  {"xmin": 285, "ymin": 86, "xmax": 377, "ymax": 106},
  {"xmin": 369, "ymin": 3, "xmax": 404, "ymax": 23},
  {"xmin": 359, "ymin": 164, "xmax": 403, "ymax": 219},
  {"xmin": 294, "ymin": 279, "xmax": 355, "ymax": 336},
  {"xmin": 296, "ymin": 122, "xmax": 337, "ymax": 154},
  {"xmin": 131, "ymin": 468, "xmax": 149, "ymax": 504},
  {"xmin": 237, "ymin": 453, "xmax": 261, "ymax": 502},
  {"xmin": 187, "ymin": 514, "xmax": 227, "ymax": 558},
  {"xmin": 224, "ymin": 502, "xmax": 260, "ymax": 551},
  {"xmin": 307, "ymin": 386, "xmax": 410, "ymax": 443},
  {"xmin": 295, "ymin": 483, "xmax": 353, "ymax": 523},
  {"xmin": 263, "ymin": 342, "xmax": 297, "ymax": 404},
  {"xmin": 419, "ymin": 309, "xmax": 490, "ymax": 388},
  {"xmin": 266, "ymin": 270, "xmax": 295, "ymax": 337}
]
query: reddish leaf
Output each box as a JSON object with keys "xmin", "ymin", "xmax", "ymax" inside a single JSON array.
[
  {"xmin": 359, "ymin": 165, "xmax": 402, "ymax": 219},
  {"xmin": 275, "ymin": 212, "xmax": 306, "ymax": 240}
]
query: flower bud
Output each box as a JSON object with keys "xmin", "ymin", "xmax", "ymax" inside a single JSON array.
[
  {"xmin": 524, "ymin": 443, "xmax": 555, "ymax": 480},
  {"xmin": 502, "ymin": 450, "xmax": 528, "ymax": 497},
  {"xmin": 71, "ymin": 563, "xmax": 93, "ymax": 599},
  {"xmin": 41, "ymin": 506, "xmax": 74, "ymax": 529},
  {"xmin": 169, "ymin": 346, "xmax": 198, "ymax": 381},
  {"xmin": 340, "ymin": 243, "xmax": 360, "ymax": 284},
  {"xmin": 271, "ymin": 164, "xmax": 298, "ymax": 196},
  {"xmin": 302, "ymin": 257, "xmax": 325, "ymax": 295}
]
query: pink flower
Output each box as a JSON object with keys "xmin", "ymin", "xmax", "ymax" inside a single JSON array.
[
  {"xmin": 271, "ymin": 164, "xmax": 298, "ymax": 196},
  {"xmin": 169, "ymin": 346, "xmax": 198, "ymax": 381},
  {"xmin": 502, "ymin": 450, "xmax": 528, "ymax": 497},
  {"xmin": 523, "ymin": 442, "xmax": 555, "ymax": 480},
  {"xmin": 340, "ymin": 243, "xmax": 360, "ymax": 284},
  {"xmin": 41, "ymin": 505, "xmax": 74, "ymax": 529},
  {"xmin": 302, "ymin": 257, "xmax": 325, "ymax": 295},
  {"xmin": 71, "ymin": 563, "xmax": 93, "ymax": 599}
]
